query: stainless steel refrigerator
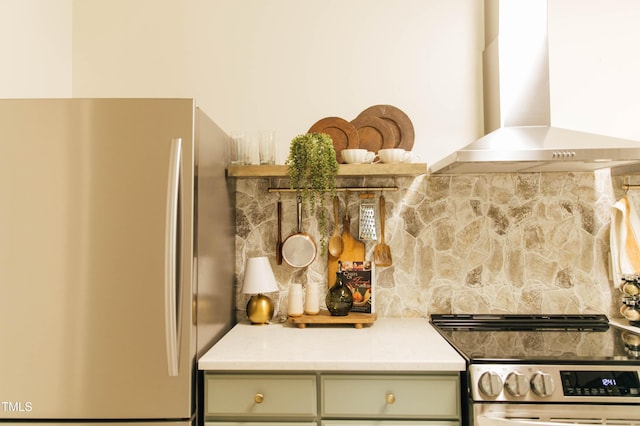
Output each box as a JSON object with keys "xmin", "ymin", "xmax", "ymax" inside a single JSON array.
[{"xmin": 0, "ymin": 98, "xmax": 235, "ymax": 426}]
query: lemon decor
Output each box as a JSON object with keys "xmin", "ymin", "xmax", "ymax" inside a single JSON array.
[{"xmin": 285, "ymin": 132, "xmax": 338, "ymax": 253}]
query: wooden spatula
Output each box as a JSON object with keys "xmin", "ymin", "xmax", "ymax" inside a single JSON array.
[{"xmin": 374, "ymin": 195, "xmax": 392, "ymax": 266}]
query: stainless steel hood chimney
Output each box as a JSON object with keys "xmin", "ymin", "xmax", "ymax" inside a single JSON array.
[{"xmin": 429, "ymin": 0, "xmax": 640, "ymax": 175}]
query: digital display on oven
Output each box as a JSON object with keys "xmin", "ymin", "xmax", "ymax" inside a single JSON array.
[{"xmin": 561, "ymin": 371, "xmax": 640, "ymax": 397}]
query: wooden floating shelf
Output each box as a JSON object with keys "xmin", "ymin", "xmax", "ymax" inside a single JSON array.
[
  {"xmin": 227, "ymin": 163, "xmax": 427, "ymax": 178},
  {"xmin": 267, "ymin": 186, "xmax": 398, "ymax": 193},
  {"xmin": 287, "ymin": 310, "xmax": 377, "ymax": 329}
]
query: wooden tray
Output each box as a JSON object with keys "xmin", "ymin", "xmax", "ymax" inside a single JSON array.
[{"xmin": 287, "ymin": 310, "xmax": 377, "ymax": 329}]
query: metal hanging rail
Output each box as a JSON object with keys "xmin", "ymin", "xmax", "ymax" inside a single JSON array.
[{"xmin": 623, "ymin": 176, "xmax": 640, "ymax": 191}]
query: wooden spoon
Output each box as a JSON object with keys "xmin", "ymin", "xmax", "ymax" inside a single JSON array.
[{"xmin": 328, "ymin": 195, "xmax": 343, "ymax": 258}]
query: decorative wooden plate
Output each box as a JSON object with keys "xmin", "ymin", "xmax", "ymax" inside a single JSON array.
[
  {"xmin": 349, "ymin": 115, "xmax": 395, "ymax": 153},
  {"xmin": 308, "ymin": 117, "xmax": 359, "ymax": 163},
  {"xmin": 356, "ymin": 105, "xmax": 415, "ymax": 150}
]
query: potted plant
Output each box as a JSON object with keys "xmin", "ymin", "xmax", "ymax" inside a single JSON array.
[{"xmin": 285, "ymin": 132, "xmax": 339, "ymax": 253}]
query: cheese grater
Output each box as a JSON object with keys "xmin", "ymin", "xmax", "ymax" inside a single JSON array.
[{"xmin": 359, "ymin": 194, "xmax": 377, "ymax": 241}]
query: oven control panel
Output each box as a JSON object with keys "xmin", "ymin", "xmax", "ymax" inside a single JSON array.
[
  {"xmin": 560, "ymin": 370, "xmax": 640, "ymax": 397},
  {"xmin": 470, "ymin": 364, "xmax": 640, "ymax": 403}
]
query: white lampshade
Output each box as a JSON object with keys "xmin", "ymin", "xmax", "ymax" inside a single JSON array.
[{"xmin": 242, "ymin": 256, "xmax": 279, "ymax": 294}]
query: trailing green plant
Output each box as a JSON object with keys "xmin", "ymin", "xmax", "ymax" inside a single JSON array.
[{"xmin": 285, "ymin": 132, "xmax": 339, "ymax": 253}]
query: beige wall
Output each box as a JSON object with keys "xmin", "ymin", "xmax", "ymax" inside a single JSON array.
[
  {"xmin": 71, "ymin": 0, "xmax": 191, "ymax": 98},
  {"xmin": 548, "ymin": 0, "xmax": 640, "ymax": 141},
  {"xmin": 70, "ymin": 0, "xmax": 484, "ymax": 167},
  {"xmin": 3, "ymin": 1, "xmax": 640, "ymax": 164},
  {"xmin": 0, "ymin": 0, "xmax": 72, "ymax": 97}
]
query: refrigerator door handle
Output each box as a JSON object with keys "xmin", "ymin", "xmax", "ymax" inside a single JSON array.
[{"xmin": 164, "ymin": 137, "xmax": 182, "ymax": 377}]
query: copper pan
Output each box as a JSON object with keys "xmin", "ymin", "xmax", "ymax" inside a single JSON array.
[{"xmin": 281, "ymin": 195, "xmax": 317, "ymax": 268}]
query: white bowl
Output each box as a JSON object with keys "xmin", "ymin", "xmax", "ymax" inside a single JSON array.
[
  {"xmin": 377, "ymin": 148, "xmax": 410, "ymax": 164},
  {"xmin": 341, "ymin": 149, "xmax": 375, "ymax": 164}
]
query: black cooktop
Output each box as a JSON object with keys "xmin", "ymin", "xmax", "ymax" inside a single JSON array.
[{"xmin": 430, "ymin": 314, "xmax": 640, "ymax": 364}]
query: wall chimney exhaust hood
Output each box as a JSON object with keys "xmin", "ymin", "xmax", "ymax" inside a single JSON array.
[{"xmin": 429, "ymin": 0, "xmax": 640, "ymax": 175}]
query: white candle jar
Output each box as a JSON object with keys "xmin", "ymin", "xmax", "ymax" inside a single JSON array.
[
  {"xmin": 287, "ymin": 283, "xmax": 304, "ymax": 317},
  {"xmin": 304, "ymin": 282, "xmax": 320, "ymax": 315}
]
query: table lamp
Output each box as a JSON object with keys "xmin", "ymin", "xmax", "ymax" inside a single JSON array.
[{"xmin": 242, "ymin": 256, "xmax": 279, "ymax": 324}]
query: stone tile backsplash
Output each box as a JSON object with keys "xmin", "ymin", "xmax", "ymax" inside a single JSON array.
[{"xmin": 233, "ymin": 171, "xmax": 633, "ymax": 321}]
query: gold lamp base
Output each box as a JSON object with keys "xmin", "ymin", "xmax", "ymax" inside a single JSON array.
[{"xmin": 246, "ymin": 294, "xmax": 275, "ymax": 325}]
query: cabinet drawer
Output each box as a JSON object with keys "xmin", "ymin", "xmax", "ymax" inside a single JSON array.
[
  {"xmin": 323, "ymin": 422, "xmax": 459, "ymax": 426},
  {"xmin": 321, "ymin": 375, "xmax": 459, "ymax": 419},
  {"xmin": 207, "ymin": 423, "xmax": 317, "ymax": 426},
  {"xmin": 205, "ymin": 374, "xmax": 317, "ymax": 418}
]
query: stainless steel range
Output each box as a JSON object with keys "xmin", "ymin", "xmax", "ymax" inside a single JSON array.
[{"xmin": 431, "ymin": 315, "xmax": 640, "ymax": 426}]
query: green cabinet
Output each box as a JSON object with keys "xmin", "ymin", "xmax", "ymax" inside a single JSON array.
[
  {"xmin": 204, "ymin": 374, "xmax": 317, "ymax": 421},
  {"xmin": 204, "ymin": 372, "xmax": 460, "ymax": 426},
  {"xmin": 321, "ymin": 374, "xmax": 460, "ymax": 420}
]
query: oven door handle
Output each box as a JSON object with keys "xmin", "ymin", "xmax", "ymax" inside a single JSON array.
[{"xmin": 478, "ymin": 415, "xmax": 607, "ymax": 426}]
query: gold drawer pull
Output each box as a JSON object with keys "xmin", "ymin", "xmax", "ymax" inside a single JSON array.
[
  {"xmin": 254, "ymin": 393, "xmax": 264, "ymax": 404},
  {"xmin": 386, "ymin": 393, "xmax": 396, "ymax": 404}
]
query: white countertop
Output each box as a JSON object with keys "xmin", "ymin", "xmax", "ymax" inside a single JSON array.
[{"xmin": 198, "ymin": 318, "xmax": 465, "ymax": 372}]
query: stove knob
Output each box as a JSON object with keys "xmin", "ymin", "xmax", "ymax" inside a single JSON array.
[
  {"xmin": 530, "ymin": 372, "xmax": 556, "ymax": 397},
  {"xmin": 504, "ymin": 372, "xmax": 529, "ymax": 397},
  {"xmin": 478, "ymin": 371, "xmax": 503, "ymax": 397}
]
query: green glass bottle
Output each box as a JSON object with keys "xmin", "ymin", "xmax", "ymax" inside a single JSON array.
[{"xmin": 326, "ymin": 272, "xmax": 353, "ymax": 316}]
